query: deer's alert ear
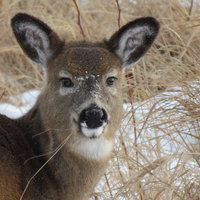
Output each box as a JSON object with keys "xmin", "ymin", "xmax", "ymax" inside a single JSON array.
[
  {"xmin": 11, "ymin": 13, "xmax": 64, "ymax": 67},
  {"xmin": 106, "ymin": 17, "xmax": 159, "ymax": 68}
]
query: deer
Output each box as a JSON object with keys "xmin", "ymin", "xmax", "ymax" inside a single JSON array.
[{"xmin": 0, "ymin": 13, "xmax": 159, "ymax": 200}]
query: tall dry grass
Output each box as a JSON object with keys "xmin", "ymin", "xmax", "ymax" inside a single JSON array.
[{"xmin": 1, "ymin": 0, "xmax": 200, "ymax": 199}]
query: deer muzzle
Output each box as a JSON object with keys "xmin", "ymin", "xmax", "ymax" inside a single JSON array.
[{"xmin": 79, "ymin": 104, "xmax": 108, "ymax": 138}]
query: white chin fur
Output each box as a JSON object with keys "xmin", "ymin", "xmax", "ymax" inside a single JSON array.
[
  {"xmin": 70, "ymin": 138, "xmax": 113, "ymax": 160},
  {"xmin": 70, "ymin": 123, "xmax": 112, "ymax": 159},
  {"xmin": 81, "ymin": 126, "xmax": 104, "ymax": 138}
]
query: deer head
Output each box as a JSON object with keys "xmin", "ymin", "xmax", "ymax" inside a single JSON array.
[{"xmin": 11, "ymin": 13, "xmax": 159, "ymax": 160}]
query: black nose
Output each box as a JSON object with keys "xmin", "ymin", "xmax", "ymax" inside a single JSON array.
[{"xmin": 80, "ymin": 104, "xmax": 108, "ymax": 129}]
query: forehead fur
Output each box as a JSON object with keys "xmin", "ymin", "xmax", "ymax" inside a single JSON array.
[{"xmin": 50, "ymin": 41, "xmax": 121, "ymax": 76}]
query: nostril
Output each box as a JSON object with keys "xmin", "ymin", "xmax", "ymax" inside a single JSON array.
[
  {"xmin": 101, "ymin": 109, "xmax": 107, "ymax": 122},
  {"xmin": 84, "ymin": 112, "xmax": 90, "ymax": 123},
  {"xmin": 79, "ymin": 106, "xmax": 108, "ymax": 129},
  {"xmin": 85, "ymin": 117, "xmax": 89, "ymax": 122}
]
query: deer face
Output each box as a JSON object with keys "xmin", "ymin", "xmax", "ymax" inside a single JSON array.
[
  {"xmin": 11, "ymin": 13, "xmax": 159, "ymax": 158},
  {"xmin": 40, "ymin": 45, "xmax": 123, "ymax": 141}
]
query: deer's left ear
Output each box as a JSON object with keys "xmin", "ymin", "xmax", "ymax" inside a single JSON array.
[
  {"xmin": 11, "ymin": 13, "xmax": 64, "ymax": 68},
  {"xmin": 106, "ymin": 17, "xmax": 159, "ymax": 68}
]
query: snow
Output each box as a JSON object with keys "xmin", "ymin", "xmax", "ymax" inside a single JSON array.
[
  {"xmin": 1, "ymin": 87, "xmax": 200, "ymax": 198},
  {"xmin": 0, "ymin": 87, "xmax": 198, "ymax": 157},
  {"xmin": 0, "ymin": 87, "xmax": 196, "ymax": 151},
  {"xmin": 0, "ymin": 89, "xmax": 39, "ymax": 118}
]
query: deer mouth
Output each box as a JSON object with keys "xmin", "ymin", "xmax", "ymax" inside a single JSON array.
[
  {"xmin": 79, "ymin": 104, "xmax": 108, "ymax": 138},
  {"xmin": 80, "ymin": 122, "xmax": 107, "ymax": 138}
]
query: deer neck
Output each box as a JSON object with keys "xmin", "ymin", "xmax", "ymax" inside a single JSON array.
[{"xmin": 16, "ymin": 105, "xmax": 109, "ymax": 199}]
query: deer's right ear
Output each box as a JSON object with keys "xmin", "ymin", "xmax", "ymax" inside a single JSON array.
[
  {"xmin": 106, "ymin": 17, "xmax": 159, "ymax": 68},
  {"xmin": 11, "ymin": 13, "xmax": 64, "ymax": 68}
]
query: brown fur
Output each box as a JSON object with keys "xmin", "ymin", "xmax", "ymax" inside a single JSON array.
[{"xmin": 0, "ymin": 13, "xmax": 159, "ymax": 200}]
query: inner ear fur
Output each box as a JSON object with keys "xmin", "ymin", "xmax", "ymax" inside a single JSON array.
[
  {"xmin": 11, "ymin": 13, "xmax": 64, "ymax": 67},
  {"xmin": 105, "ymin": 17, "xmax": 159, "ymax": 68}
]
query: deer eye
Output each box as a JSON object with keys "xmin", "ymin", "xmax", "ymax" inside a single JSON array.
[
  {"xmin": 60, "ymin": 78, "xmax": 74, "ymax": 88},
  {"xmin": 106, "ymin": 77, "xmax": 117, "ymax": 86}
]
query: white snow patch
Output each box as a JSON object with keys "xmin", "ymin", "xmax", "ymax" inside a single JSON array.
[
  {"xmin": 1, "ymin": 83, "xmax": 200, "ymax": 199},
  {"xmin": 0, "ymin": 89, "xmax": 39, "ymax": 118}
]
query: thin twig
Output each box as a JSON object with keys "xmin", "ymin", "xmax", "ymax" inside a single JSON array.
[
  {"xmin": 115, "ymin": 0, "xmax": 121, "ymax": 28},
  {"xmin": 125, "ymin": 70, "xmax": 144, "ymax": 200},
  {"xmin": 20, "ymin": 134, "xmax": 72, "ymax": 200},
  {"xmin": 189, "ymin": 0, "xmax": 194, "ymax": 16},
  {"xmin": 104, "ymin": 173, "xmax": 114, "ymax": 199},
  {"xmin": 73, "ymin": 0, "xmax": 85, "ymax": 38},
  {"xmin": 0, "ymin": 90, "xmax": 5, "ymax": 101},
  {"xmin": 187, "ymin": 0, "xmax": 194, "ymax": 20}
]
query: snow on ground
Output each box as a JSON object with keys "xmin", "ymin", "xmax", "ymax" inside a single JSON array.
[
  {"xmin": 1, "ymin": 87, "xmax": 200, "ymax": 199},
  {"xmin": 0, "ymin": 87, "xmax": 199, "ymax": 160},
  {"xmin": 0, "ymin": 89, "xmax": 39, "ymax": 118}
]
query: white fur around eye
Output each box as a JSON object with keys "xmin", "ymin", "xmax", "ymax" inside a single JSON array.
[
  {"xmin": 59, "ymin": 71, "xmax": 75, "ymax": 95},
  {"xmin": 59, "ymin": 87, "xmax": 75, "ymax": 95},
  {"xmin": 105, "ymin": 69, "xmax": 118, "ymax": 96},
  {"xmin": 108, "ymin": 87, "xmax": 117, "ymax": 96}
]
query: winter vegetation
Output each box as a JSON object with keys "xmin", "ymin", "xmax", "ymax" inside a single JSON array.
[{"xmin": 1, "ymin": 0, "xmax": 200, "ymax": 199}]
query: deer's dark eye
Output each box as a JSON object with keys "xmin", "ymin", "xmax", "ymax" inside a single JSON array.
[
  {"xmin": 60, "ymin": 78, "xmax": 74, "ymax": 88},
  {"xmin": 106, "ymin": 77, "xmax": 117, "ymax": 86}
]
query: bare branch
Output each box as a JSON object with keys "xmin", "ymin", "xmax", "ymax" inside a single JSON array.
[
  {"xmin": 0, "ymin": 90, "xmax": 5, "ymax": 101},
  {"xmin": 73, "ymin": 0, "xmax": 86, "ymax": 38},
  {"xmin": 189, "ymin": 0, "xmax": 194, "ymax": 16},
  {"xmin": 104, "ymin": 173, "xmax": 114, "ymax": 199},
  {"xmin": 115, "ymin": 0, "xmax": 121, "ymax": 28}
]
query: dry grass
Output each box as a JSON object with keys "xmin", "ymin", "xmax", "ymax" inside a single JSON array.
[{"xmin": 1, "ymin": 0, "xmax": 200, "ymax": 199}]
